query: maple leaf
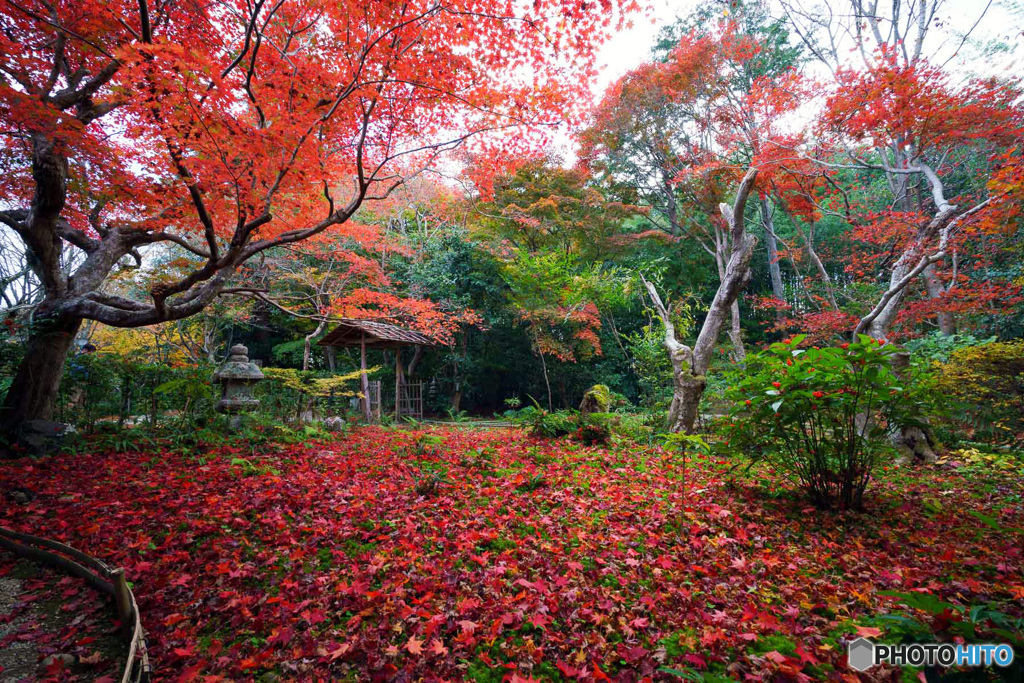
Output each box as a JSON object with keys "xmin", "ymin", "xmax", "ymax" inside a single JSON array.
[
  {"xmin": 683, "ymin": 653, "xmax": 706, "ymax": 668},
  {"xmin": 530, "ymin": 612, "xmax": 551, "ymax": 629},
  {"xmin": 328, "ymin": 642, "xmax": 350, "ymax": 661},
  {"xmin": 795, "ymin": 643, "xmax": 820, "ymax": 666},
  {"xmin": 854, "ymin": 625, "xmax": 883, "ymax": 638},
  {"xmin": 556, "ymin": 660, "xmax": 580, "ymax": 677},
  {"xmin": 405, "ymin": 635, "xmax": 424, "ymax": 655},
  {"xmin": 764, "ymin": 650, "xmax": 788, "ymax": 664}
]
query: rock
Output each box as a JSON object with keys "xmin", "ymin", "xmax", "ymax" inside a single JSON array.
[
  {"xmin": 579, "ymin": 384, "xmax": 612, "ymax": 417},
  {"xmin": 323, "ymin": 417, "xmax": 346, "ymax": 432},
  {"xmin": 17, "ymin": 420, "xmax": 74, "ymax": 456},
  {"xmin": 4, "ymin": 487, "xmax": 36, "ymax": 504},
  {"xmin": 42, "ymin": 653, "xmax": 77, "ymax": 668}
]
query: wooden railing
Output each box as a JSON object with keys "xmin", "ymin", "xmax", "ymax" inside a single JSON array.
[{"xmin": 0, "ymin": 526, "xmax": 151, "ymax": 683}]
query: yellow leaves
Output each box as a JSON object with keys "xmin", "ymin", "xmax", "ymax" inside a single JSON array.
[
  {"xmin": 943, "ymin": 448, "xmax": 1018, "ymax": 470},
  {"xmin": 262, "ymin": 367, "xmax": 367, "ymax": 397},
  {"xmin": 850, "ymin": 589, "xmax": 873, "ymax": 606}
]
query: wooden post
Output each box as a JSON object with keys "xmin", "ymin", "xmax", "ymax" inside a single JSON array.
[
  {"xmin": 360, "ymin": 333, "xmax": 371, "ymax": 423},
  {"xmin": 394, "ymin": 347, "xmax": 403, "ymax": 419},
  {"xmin": 111, "ymin": 568, "xmax": 134, "ymax": 635}
]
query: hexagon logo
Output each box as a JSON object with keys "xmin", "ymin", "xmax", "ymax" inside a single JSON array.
[{"xmin": 848, "ymin": 637, "xmax": 876, "ymax": 672}]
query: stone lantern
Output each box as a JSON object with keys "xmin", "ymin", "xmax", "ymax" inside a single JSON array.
[{"xmin": 214, "ymin": 344, "xmax": 264, "ymax": 429}]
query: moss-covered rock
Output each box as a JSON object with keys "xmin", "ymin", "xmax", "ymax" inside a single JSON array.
[{"xmin": 579, "ymin": 384, "xmax": 611, "ymax": 416}]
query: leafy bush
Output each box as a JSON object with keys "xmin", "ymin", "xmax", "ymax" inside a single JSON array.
[
  {"xmin": 609, "ymin": 413, "xmax": 656, "ymax": 445},
  {"xmin": 871, "ymin": 591, "xmax": 1023, "ymax": 683},
  {"xmin": 933, "ymin": 340, "xmax": 1024, "ymax": 446},
  {"xmin": 57, "ymin": 353, "xmax": 217, "ymax": 431},
  {"xmin": 260, "ymin": 367, "xmax": 364, "ymax": 421},
  {"xmin": 720, "ymin": 335, "xmax": 927, "ymax": 510},
  {"xmin": 575, "ymin": 413, "xmax": 611, "ymax": 445},
  {"xmin": 512, "ymin": 405, "xmax": 577, "ymax": 438},
  {"xmin": 904, "ymin": 331, "xmax": 995, "ymax": 364}
]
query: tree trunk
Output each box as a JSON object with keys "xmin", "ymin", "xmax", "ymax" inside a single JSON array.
[
  {"xmin": 539, "ymin": 349, "xmax": 553, "ymax": 412},
  {"xmin": 302, "ymin": 320, "xmax": 327, "ymax": 371},
  {"xmin": 663, "ymin": 174, "xmax": 680, "ymax": 238},
  {"xmin": 728, "ymin": 299, "xmax": 745, "ymax": 364},
  {"xmin": 921, "ymin": 263, "xmax": 956, "ymax": 335},
  {"xmin": 667, "ymin": 375, "xmax": 706, "ymax": 434},
  {"xmin": 394, "ymin": 348, "xmax": 404, "ymax": 419},
  {"xmin": 406, "ymin": 345, "xmax": 423, "ymax": 377},
  {"xmin": 1, "ymin": 314, "xmax": 82, "ymax": 435},
  {"xmin": 643, "ymin": 169, "xmax": 759, "ymax": 434},
  {"xmin": 760, "ymin": 198, "xmax": 785, "ymax": 315}
]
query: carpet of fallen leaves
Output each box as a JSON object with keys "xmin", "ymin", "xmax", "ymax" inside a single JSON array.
[{"xmin": 0, "ymin": 427, "xmax": 1021, "ymax": 682}]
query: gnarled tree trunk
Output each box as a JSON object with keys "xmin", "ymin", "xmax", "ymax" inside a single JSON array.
[
  {"xmin": 643, "ymin": 168, "xmax": 759, "ymax": 433},
  {"xmin": 2, "ymin": 313, "xmax": 82, "ymax": 432}
]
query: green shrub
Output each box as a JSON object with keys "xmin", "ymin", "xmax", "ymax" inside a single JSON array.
[
  {"xmin": 934, "ymin": 340, "xmax": 1024, "ymax": 446},
  {"xmin": 513, "ymin": 405, "xmax": 577, "ymax": 438},
  {"xmin": 720, "ymin": 335, "xmax": 928, "ymax": 510},
  {"xmin": 575, "ymin": 413, "xmax": 611, "ymax": 445}
]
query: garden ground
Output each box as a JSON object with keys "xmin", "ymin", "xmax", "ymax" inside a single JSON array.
[{"xmin": 0, "ymin": 427, "xmax": 1021, "ymax": 682}]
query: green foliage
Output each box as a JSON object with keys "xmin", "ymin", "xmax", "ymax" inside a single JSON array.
[
  {"xmin": 409, "ymin": 458, "xmax": 452, "ymax": 497},
  {"xmin": 56, "ymin": 353, "xmax": 218, "ymax": 432},
  {"xmin": 719, "ymin": 335, "xmax": 928, "ymax": 510},
  {"xmin": 904, "ymin": 331, "xmax": 996, "ymax": 364},
  {"xmin": 230, "ymin": 457, "xmax": 281, "ymax": 478},
  {"xmin": 872, "ymin": 591, "xmax": 1024, "ymax": 682},
  {"xmin": 513, "ymin": 405, "xmax": 578, "ymax": 438},
  {"xmin": 661, "ymin": 431, "xmax": 711, "ymax": 456},
  {"xmin": 261, "ymin": 367, "xmax": 364, "ymax": 397},
  {"xmin": 933, "ymin": 340, "xmax": 1024, "ymax": 445},
  {"xmin": 575, "ymin": 412, "xmax": 612, "ymax": 445}
]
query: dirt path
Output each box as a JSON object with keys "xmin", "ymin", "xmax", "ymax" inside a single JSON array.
[{"xmin": 0, "ymin": 551, "xmax": 125, "ymax": 682}]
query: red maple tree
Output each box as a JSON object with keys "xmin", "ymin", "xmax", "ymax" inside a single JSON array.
[{"xmin": 0, "ymin": 0, "xmax": 634, "ymax": 431}]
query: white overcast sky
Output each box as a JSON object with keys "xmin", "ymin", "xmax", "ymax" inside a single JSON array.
[
  {"xmin": 592, "ymin": 0, "xmax": 1023, "ymax": 93},
  {"xmin": 545, "ymin": 0, "xmax": 1022, "ymax": 159}
]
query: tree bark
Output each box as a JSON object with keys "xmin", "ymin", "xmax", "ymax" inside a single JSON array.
[
  {"xmin": 760, "ymin": 198, "xmax": 785, "ymax": 316},
  {"xmin": 641, "ymin": 167, "xmax": 759, "ymax": 433},
  {"xmin": 728, "ymin": 299, "xmax": 746, "ymax": 365},
  {"xmin": 1, "ymin": 314, "xmax": 82, "ymax": 435},
  {"xmin": 302, "ymin": 320, "xmax": 327, "ymax": 371},
  {"xmin": 406, "ymin": 345, "xmax": 423, "ymax": 377},
  {"xmin": 921, "ymin": 262, "xmax": 956, "ymax": 335},
  {"xmin": 538, "ymin": 343, "xmax": 553, "ymax": 412}
]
